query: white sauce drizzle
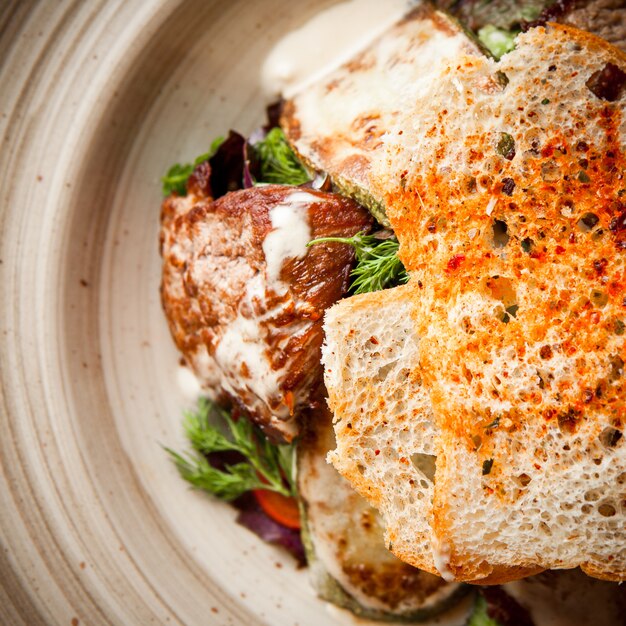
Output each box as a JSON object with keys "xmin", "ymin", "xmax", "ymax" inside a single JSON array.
[
  {"xmin": 215, "ymin": 285, "xmax": 283, "ymax": 405},
  {"xmin": 431, "ymin": 537, "xmax": 455, "ymax": 583},
  {"xmin": 212, "ymin": 191, "xmax": 317, "ymax": 424},
  {"xmin": 261, "ymin": 0, "xmax": 414, "ymax": 99},
  {"xmin": 262, "ymin": 190, "xmax": 315, "ymax": 292},
  {"xmin": 175, "ymin": 365, "xmax": 203, "ymax": 402}
]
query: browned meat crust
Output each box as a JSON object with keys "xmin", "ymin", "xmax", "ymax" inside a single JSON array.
[{"xmin": 160, "ymin": 182, "xmax": 372, "ymax": 441}]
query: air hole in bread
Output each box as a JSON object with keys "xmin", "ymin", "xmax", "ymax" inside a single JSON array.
[
  {"xmin": 557, "ymin": 408, "xmax": 581, "ymax": 434},
  {"xmin": 521, "ymin": 237, "xmax": 533, "ymax": 253},
  {"xmin": 541, "ymin": 159, "xmax": 561, "ymax": 183},
  {"xmin": 598, "ymin": 502, "xmax": 617, "ymax": 517},
  {"xmin": 477, "ymin": 174, "xmax": 493, "ymax": 192},
  {"xmin": 609, "ymin": 355, "xmax": 624, "ymax": 382},
  {"xmin": 483, "ymin": 155, "xmax": 504, "ymax": 175},
  {"xmin": 377, "ymin": 360, "xmax": 398, "ymax": 381},
  {"xmin": 577, "ymin": 212, "xmax": 599, "ymax": 232},
  {"xmin": 515, "ymin": 473, "xmax": 532, "ymax": 487},
  {"xmin": 586, "ymin": 63, "xmax": 626, "ymax": 102},
  {"xmin": 491, "ymin": 219, "xmax": 509, "ymax": 248},
  {"xmin": 463, "ymin": 175, "xmax": 478, "ymax": 194},
  {"xmin": 411, "ymin": 453, "xmax": 436, "ymax": 483},
  {"xmin": 524, "ymin": 127, "xmax": 541, "ymax": 151},
  {"xmin": 585, "ymin": 489, "xmax": 601, "ymax": 502},
  {"xmin": 599, "ymin": 426, "xmax": 623, "ymax": 449},
  {"xmin": 495, "ymin": 71, "xmax": 509, "ymax": 89},
  {"xmin": 590, "ymin": 289, "xmax": 608, "ymax": 308}
]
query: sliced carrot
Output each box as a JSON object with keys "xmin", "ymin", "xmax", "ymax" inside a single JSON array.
[{"xmin": 253, "ymin": 489, "xmax": 301, "ymax": 530}]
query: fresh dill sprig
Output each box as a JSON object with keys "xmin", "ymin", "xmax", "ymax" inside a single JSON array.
[
  {"xmin": 253, "ymin": 128, "xmax": 310, "ymax": 186},
  {"xmin": 308, "ymin": 232, "xmax": 409, "ymax": 295},
  {"xmin": 161, "ymin": 136, "xmax": 225, "ymax": 196},
  {"xmin": 165, "ymin": 398, "xmax": 295, "ymax": 501}
]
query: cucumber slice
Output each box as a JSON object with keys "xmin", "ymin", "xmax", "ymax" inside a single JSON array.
[{"xmin": 281, "ymin": 4, "xmax": 483, "ymax": 226}]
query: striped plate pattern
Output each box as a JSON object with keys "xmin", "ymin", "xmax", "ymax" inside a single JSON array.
[{"xmin": 0, "ymin": 1, "xmax": 349, "ymax": 624}]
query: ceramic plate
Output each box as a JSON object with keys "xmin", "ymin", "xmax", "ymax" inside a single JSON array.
[{"xmin": 0, "ymin": 1, "xmax": 369, "ymax": 624}]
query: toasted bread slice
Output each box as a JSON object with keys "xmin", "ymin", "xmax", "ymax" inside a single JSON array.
[
  {"xmin": 324, "ymin": 24, "xmax": 626, "ymax": 583},
  {"xmin": 378, "ymin": 25, "xmax": 625, "ymax": 581},
  {"xmin": 297, "ymin": 399, "xmax": 467, "ymax": 620},
  {"xmin": 323, "ymin": 285, "xmax": 439, "ymax": 572},
  {"xmin": 281, "ymin": 3, "xmax": 482, "ymax": 225},
  {"xmin": 323, "ymin": 286, "xmax": 542, "ymax": 584}
]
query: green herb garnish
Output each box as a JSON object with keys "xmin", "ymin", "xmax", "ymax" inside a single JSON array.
[
  {"xmin": 308, "ymin": 232, "xmax": 409, "ymax": 295},
  {"xmin": 165, "ymin": 398, "xmax": 295, "ymax": 501},
  {"xmin": 161, "ymin": 136, "xmax": 225, "ymax": 196},
  {"xmin": 478, "ymin": 25, "xmax": 518, "ymax": 60},
  {"xmin": 467, "ymin": 594, "xmax": 502, "ymax": 626},
  {"xmin": 497, "ymin": 132, "xmax": 516, "ymax": 160},
  {"xmin": 254, "ymin": 128, "xmax": 310, "ymax": 186}
]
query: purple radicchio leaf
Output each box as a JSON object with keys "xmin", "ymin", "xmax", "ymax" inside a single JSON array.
[
  {"xmin": 480, "ymin": 587, "xmax": 535, "ymax": 626},
  {"xmin": 207, "ymin": 452, "xmax": 305, "ymax": 566},
  {"xmin": 264, "ymin": 100, "xmax": 284, "ymax": 132},
  {"xmin": 242, "ymin": 107, "xmax": 274, "ymax": 189},
  {"xmin": 235, "ymin": 494, "xmax": 306, "ymax": 566},
  {"xmin": 208, "ymin": 130, "xmax": 246, "ymax": 198}
]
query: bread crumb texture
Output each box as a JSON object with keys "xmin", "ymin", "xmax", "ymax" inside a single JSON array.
[
  {"xmin": 326, "ymin": 25, "xmax": 626, "ymax": 583},
  {"xmin": 324, "ymin": 286, "xmax": 439, "ymax": 573}
]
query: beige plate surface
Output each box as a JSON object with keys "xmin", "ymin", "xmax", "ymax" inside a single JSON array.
[
  {"xmin": 0, "ymin": 1, "xmax": 339, "ymax": 624},
  {"xmin": 0, "ymin": 1, "xmax": 477, "ymax": 625}
]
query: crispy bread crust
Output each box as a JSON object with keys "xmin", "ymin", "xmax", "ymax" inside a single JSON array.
[
  {"xmin": 324, "ymin": 22, "xmax": 626, "ymax": 583},
  {"xmin": 378, "ymin": 24, "xmax": 626, "ymax": 581}
]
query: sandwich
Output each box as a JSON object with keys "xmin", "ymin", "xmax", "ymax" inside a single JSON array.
[{"xmin": 283, "ymin": 3, "xmax": 626, "ymax": 584}]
